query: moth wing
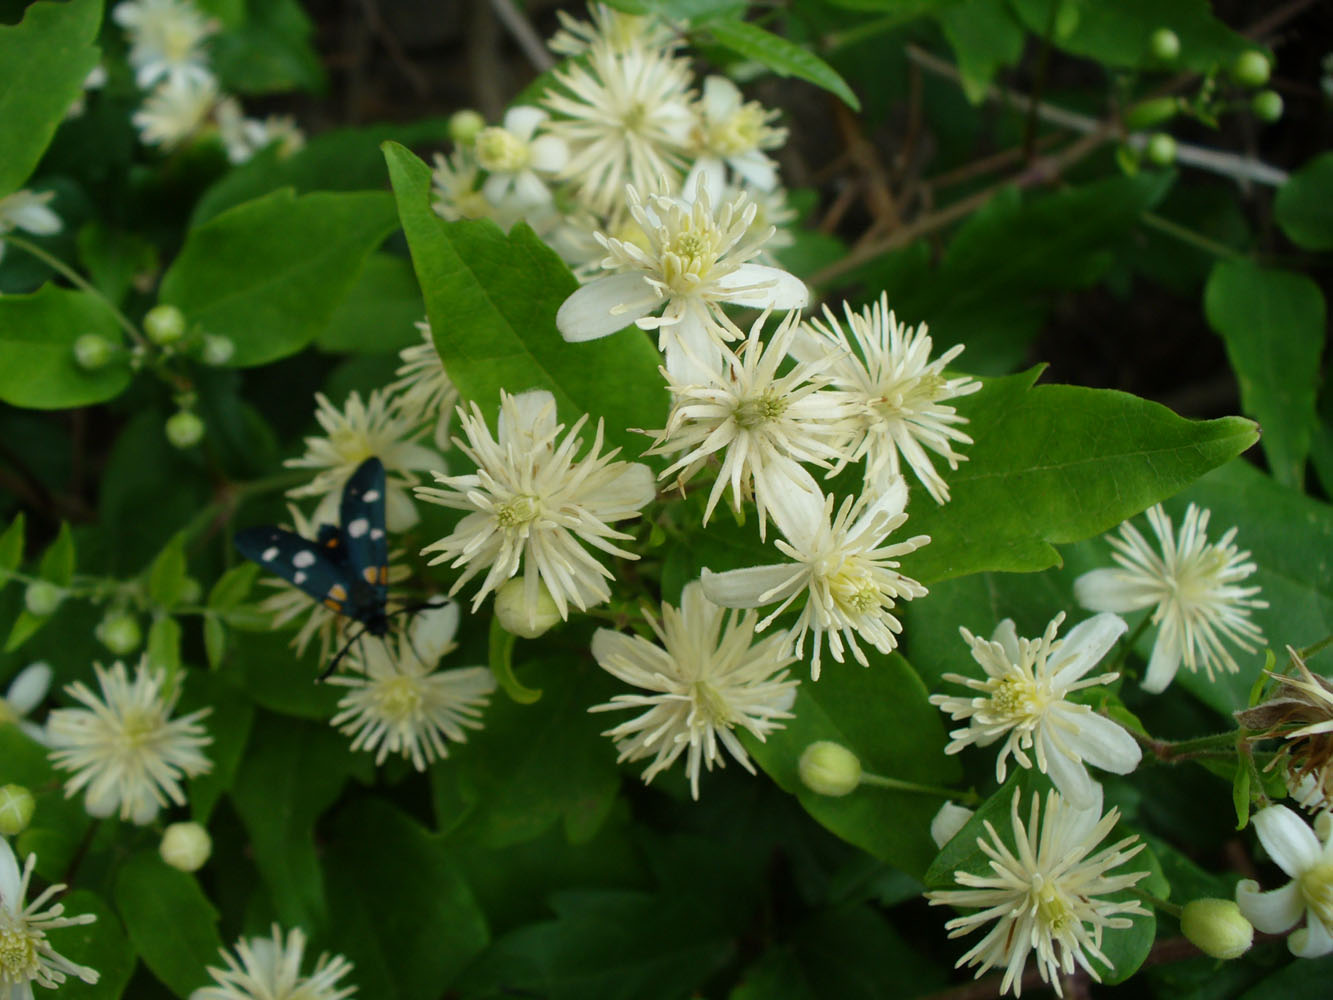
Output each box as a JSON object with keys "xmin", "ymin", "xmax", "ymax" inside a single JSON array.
[
  {"xmin": 233, "ymin": 526, "xmax": 358, "ymax": 614},
  {"xmin": 339, "ymin": 457, "xmax": 389, "ymax": 599}
]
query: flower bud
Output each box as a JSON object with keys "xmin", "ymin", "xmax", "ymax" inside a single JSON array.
[
  {"xmin": 72, "ymin": 333, "xmax": 115, "ymax": 370},
  {"xmin": 798, "ymin": 741, "xmax": 862, "ymax": 797},
  {"xmin": 448, "ymin": 109, "xmax": 486, "ymax": 146},
  {"xmin": 160, "ymin": 821, "xmax": 212, "ymax": 872},
  {"xmin": 97, "ymin": 613, "xmax": 142, "ymax": 655},
  {"xmin": 1145, "ymin": 133, "xmax": 1177, "ymax": 167},
  {"xmin": 23, "ymin": 581, "xmax": 63, "ymax": 617},
  {"xmin": 1251, "ymin": 90, "xmax": 1284, "ymax": 123},
  {"xmin": 0, "ymin": 785, "xmax": 36, "ymax": 836},
  {"xmin": 165, "ymin": 410, "xmax": 206, "ymax": 449},
  {"xmin": 494, "ymin": 578, "xmax": 562, "ymax": 639},
  {"xmin": 1124, "ymin": 96, "xmax": 1180, "ymax": 130},
  {"xmin": 1181, "ymin": 898, "xmax": 1254, "ymax": 960},
  {"xmin": 930, "ymin": 801, "xmax": 976, "ymax": 848},
  {"xmin": 1148, "ymin": 28, "xmax": 1180, "ymax": 62},
  {"xmin": 201, "ymin": 334, "xmax": 235, "ymax": 366},
  {"xmin": 1230, "ymin": 51, "xmax": 1272, "ymax": 89},
  {"xmin": 144, "ymin": 304, "xmax": 187, "ymax": 346}
]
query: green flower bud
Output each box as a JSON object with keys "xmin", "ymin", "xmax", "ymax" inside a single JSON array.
[
  {"xmin": 1230, "ymin": 51, "xmax": 1272, "ymax": 89},
  {"xmin": 144, "ymin": 304, "xmax": 186, "ymax": 346},
  {"xmin": 201, "ymin": 334, "xmax": 235, "ymax": 366},
  {"xmin": 0, "ymin": 785, "xmax": 36, "ymax": 836},
  {"xmin": 1181, "ymin": 898, "xmax": 1253, "ymax": 960},
  {"xmin": 97, "ymin": 613, "xmax": 142, "ymax": 655},
  {"xmin": 798, "ymin": 741, "xmax": 862, "ymax": 797},
  {"xmin": 23, "ymin": 581, "xmax": 63, "ymax": 617},
  {"xmin": 1148, "ymin": 27, "xmax": 1180, "ymax": 62},
  {"xmin": 72, "ymin": 333, "xmax": 115, "ymax": 371},
  {"xmin": 449, "ymin": 109, "xmax": 486, "ymax": 146},
  {"xmin": 1251, "ymin": 89, "xmax": 1284, "ymax": 123},
  {"xmin": 1124, "ymin": 96, "xmax": 1181, "ymax": 130},
  {"xmin": 160, "ymin": 821, "xmax": 212, "ymax": 872},
  {"xmin": 1145, "ymin": 132, "xmax": 1177, "ymax": 166},
  {"xmin": 494, "ymin": 578, "xmax": 562, "ymax": 639},
  {"xmin": 165, "ymin": 410, "xmax": 206, "ymax": 449}
]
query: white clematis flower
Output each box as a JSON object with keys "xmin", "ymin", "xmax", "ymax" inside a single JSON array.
[
  {"xmin": 0, "ymin": 836, "xmax": 100, "ymax": 994},
  {"xmin": 931, "ymin": 614, "xmax": 1141, "ymax": 809},
  {"xmin": 0, "ymin": 662, "xmax": 55, "ymax": 746},
  {"xmin": 1236, "ymin": 804, "xmax": 1333, "ymax": 958},
  {"xmin": 0, "ymin": 190, "xmax": 63, "ymax": 266},
  {"xmin": 556, "ymin": 181, "xmax": 808, "ymax": 382},
  {"xmin": 190, "ymin": 924, "xmax": 355, "ymax": 1000},
  {"xmin": 474, "ymin": 106, "xmax": 569, "ymax": 209},
  {"xmin": 684, "ymin": 75, "xmax": 787, "ymax": 197}
]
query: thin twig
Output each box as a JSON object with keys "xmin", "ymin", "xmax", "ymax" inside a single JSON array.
[{"xmin": 488, "ymin": 0, "xmax": 555, "ymax": 72}]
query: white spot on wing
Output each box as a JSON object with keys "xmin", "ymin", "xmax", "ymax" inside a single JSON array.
[
  {"xmin": 293, "ymin": 551, "xmax": 316, "ymax": 568},
  {"xmin": 262, "ymin": 546, "xmax": 279, "ymax": 562},
  {"xmin": 347, "ymin": 517, "xmax": 370, "ymax": 538},
  {"xmin": 294, "ymin": 571, "xmax": 307, "ymax": 585},
  {"xmin": 369, "ymin": 528, "xmax": 385, "ymax": 541},
  {"xmin": 362, "ymin": 489, "xmax": 381, "ymax": 503}
]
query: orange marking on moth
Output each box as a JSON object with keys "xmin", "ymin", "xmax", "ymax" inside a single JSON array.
[
  {"xmin": 328, "ymin": 584, "xmax": 348, "ymax": 601},
  {"xmin": 323, "ymin": 598, "xmax": 343, "ymax": 613}
]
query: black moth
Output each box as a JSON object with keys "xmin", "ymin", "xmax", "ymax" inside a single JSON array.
[{"xmin": 234, "ymin": 457, "xmax": 392, "ymax": 678}]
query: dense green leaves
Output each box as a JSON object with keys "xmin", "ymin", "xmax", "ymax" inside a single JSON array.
[
  {"xmin": 114, "ymin": 851, "xmax": 223, "ymax": 999},
  {"xmin": 383, "ymin": 142, "xmax": 667, "ymax": 453},
  {"xmin": 0, "ymin": 0, "xmax": 101, "ymax": 195},
  {"xmin": 1204, "ymin": 259, "xmax": 1326, "ymax": 488},
  {"xmin": 1275, "ymin": 153, "xmax": 1333, "ymax": 251},
  {"xmin": 158, "ymin": 189, "xmax": 399, "ymax": 368},
  {"xmin": 56, "ymin": 890, "xmax": 137, "ymax": 1000},
  {"xmin": 0, "ymin": 286, "xmax": 130, "ymax": 409},
  {"xmin": 901, "ymin": 368, "xmax": 1258, "ymax": 583},
  {"xmin": 704, "ymin": 19, "xmax": 861, "ymax": 110},
  {"xmin": 745, "ymin": 652, "xmax": 959, "ymax": 879},
  {"xmin": 935, "ymin": 0, "xmax": 1025, "ymax": 103}
]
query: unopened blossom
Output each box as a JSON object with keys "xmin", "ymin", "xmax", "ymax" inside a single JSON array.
[
  {"xmin": 589, "ymin": 581, "xmax": 798, "ymax": 799},
  {"xmin": 702, "ymin": 476, "xmax": 929, "ymax": 680},
  {"xmin": 1075, "ymin": 503, "xmax": 1266, "ymax": 693},
  {"xmin": 0, "ymin": 190, "xmax": 62, "ymax": 266},
  {"xmin": 112, "ymin": 0, "xmax": 217, "ymax": 90},
  {"xmin": 648, "ymin": 309, "xmax": 854, "ymax": 536},
  {"xmin": 191, "ymin": 925, "xmax": 355, "ymax": 1000},
  {"xmin": 389, "ymin": 320, "xmax": 458, "ymax": 449},
  {"xmin": 548, "ymin": 2, "xmax": 679, "ymax": 57},
  {"xmin": 542, "ymin": 39, "xmax": 694, "ymax": 215},
  {"xmin": 415, "ymin": 389, "xmax": 655, "ymax": 618},
  {"xmin": 931, "ymin": 614, "xmax": 1141, "ymax": 809},
  {"xmin": 0, "ymin": 836, "xmax": 100, "ymax": 994},
  {"xmin": 327, "ymin": 603, "xmax": 495, "ymax": 771},
  {"xmin": 927, "ymin": 786, "xmax": 1149, "ymax": 997},
  {"xmin": 794, "ymin": 294, "xmax": 980, "ymax": 503},
  {"xmin": 132, "ymin": 75, "xmax": 218, "ymax": 150},
  {"xmin": 285, "ymin": 389, "xmax": 442, "ymax": 531},
  {"xmin": 1235, "ymin": 804, "xmax": 1333, "ymax": 957},
  {"xmin": 1236, "ymin": 647, "xmax": 1333, "ymax": 815},
  {"xmin": 0, "ymin": 662, "xmax": 54, "ymax": 746},
  {"xmin": 474, "ymin": 106, "xmax": 569, "ymax": 209},
  {"xmin": 685, "ymin": 75, "xmax": 787, "ymax": 197},
  {"xmin": 556, "ymin": 182, "xmax": 808, "ymax": 381},
  {"xmin": 46, "ymin": 659, "xmax": 213, "ymax": 825},
  {"xmin": 431, "ymin": 148, "xmax": 492, "ymax": 222}
]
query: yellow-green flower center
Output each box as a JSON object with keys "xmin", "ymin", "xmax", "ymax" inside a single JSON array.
[
  {"xmin": 119, "ymin": 708, "xmax": 164, "ymax": 750},
  {"xmin": 496, "ymin": 495, "xmax": 539, "ymax": 528},
  {"xmin": 733, "ymin": 391, "xmax": 789, "ymax": 429},
  {"xmin": 990, "ymin": 676, "xmax": 1041, "ymax": 723},
  {"xmin": 0, "ymin": 919, "xmax": 41, "ymax": 985},
  {"xmin": 1034, "ymin": 879, "xmax": 1073, "ymax": 934},
  {"xmin": 710, "ymin": 105, "xmax": 767, "ymax": 156},
  {"xmin": 376, "ymin": 677, "xmax": 423, "ymax": 723},
  {"xmin": 475, "ymin": 127, "xmax": 530, "ymax": 173},
  {"xmin": 692, "ymin": 680, "xmax": 734, "ymax": 727},
  {"xmin": 873, "ymin": 374, "xmax": 946, "ymax": 420},
  {"xmin": 1301, "ymin": 860, "xmax": 1333, "ymax": 926}
]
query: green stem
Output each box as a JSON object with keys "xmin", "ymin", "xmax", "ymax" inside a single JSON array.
[
  {"xmin": 4, "ymin": 234, "xmax": 146, "ymax": 347},
  {"xmin": 822, "ymin": 11, "xmax": 919, "ymax": 52},
  {"xmin": 1110, "ymin": 614, "xmax": 1153, "ymax": 674},
  {"xmin": 1144, "ymin": 730, "xmax": 1239, "ymax": 762},
  {"xmin": 1139, "ymin": 212, "xmax": 1239, "ymax": 259},
  {"xmin": 859, "ymin": 772, "xmax": 981, "ymax": 805},
  {"xmin": 1130, "ymin": 886, "xmax": 1183, "ymax": 919},
  {"xmin": 1300, "ymin": 634, "xmax": 1333, "ymax": 661},
  {"xmin": 488, "ymin": 614, "xmax": 542, "ymax": 704}
]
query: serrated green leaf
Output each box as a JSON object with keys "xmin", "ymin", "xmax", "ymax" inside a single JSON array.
[
  {"xmin": 207, "ymin": 562, "xmax": 258, "ymax": 611},
  {"xmin": 0, "ymin": 285, "xmax": 130, "ymax": 409},
  {"xmin": 745, "ymin": 652, "xmax": 960, "ymax": 879},
  {"xmin": 158, "ymin": 189, "xmax": 399, "ymax": 368},
  {"xmin": 704, "ymin": 19, "xmax": 860, "ymax": 110},
  {"xmin": 325, "ymin": 800, "xmax": 490, "ymax": 1000},
  {"xmin": 1205, "ymin": 259, "xmax": 1326, "ymax": 488},
  {"xmin": 383, "ymin": 142, "xmax": 667, "ymax": 455},
  {"xmin": 0, "ymin": 0, "xmax": 102, "ymax": 196},
  {"xmin": 0, "ymin": 512, "xmax": 24, "ymax": 573},
  {"xmin": 114, "ymin": 851, "xmax": 222, "ymax": 999},
  {"xmin": 900, "ymin": 369, "xmax": 1259, "ymax": 583},
  {"xmin": 147, "ymin": 533, "xmax": 188, "ymax": 609},
  {"xmin": 1275, "ymin": 153, "xmax": 1333, "ymax": 252}
]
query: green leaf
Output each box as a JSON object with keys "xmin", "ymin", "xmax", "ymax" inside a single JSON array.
[
  {"xmin": 229, "ymin": 713, "xmax": 367, "ymax": 931},
  {"xmin": 0, "ymin": 285, "xmax": 131, "ymax": 409},
  {"xmin": 147, "ymin": 533, "xmax": 188, "ymax": 609},
  {"xmin": 204, "ymin": 616, "xmax": 227, "ymax": 670},
  {"xmin": 1007, "ymin": 0, "xmax": 1251, "ymax": 73},
  {"xmin": 76, "ymin": 223, "xmax": 160, "ymax": 308},
  {"xmin": 316, "ymin": 253, "xmax": 424, "ymax": 354},
  {"xmin": 703, "ymin": 19, "xmax": 860, "ymax": 110},
  {"xmin": 934, "ymin": 0, "xmax": 1025, "ymax": 104},
  {"xmin": 209, "ymin": 0, "xmax": 324, "ymax": 95},
  {"xmin": 49, "ymin": 890, "xmax": 137, "ymax": 1000},
  {"xmin": 0, "ymin": 0, "xmax": 102, "ymax": 195},
  {"xmin": 114, "ymin": 851, "xmax": 223, "ymax": 999},
  {"xmin": 181, "ymin": 669, "xmax": 254, "ymax": 822},
  {"xmin": 744, "ymin": 652, "xmax": 960, "ymax": 879},
  {"xmin": 158, "ymin": 189, "xmax": 399, "ymax": 368},
  {"xmin": 325, "ymin": 800, "xmax": 490, "ymax": 1000},
  {"xmin": 0, "ymin": 512, "xmax": 23, "ymax": 573},
  {"xmin": 146, "ymin": 615, "xmax": 182, "ymax": 679},
  {"xmin": 207, "ymin": 562, "xmax": 258, "ymax": 612},
  {"xmin": 900, "ymin": 368, "xmax": 1259, "ymax": 583},
  {"xmin": 1204, "ymin": 259, "xmax": 1325, "ymax": 488},
  {"xmin": 1276, "ymin": 153, "xmax": 1333, "ymax": 251},
  {"xmin": 39, "ymin": 521, "xmax": 74, "ymax": 585},
  {"xmin": 383, "ymin": 142, "xmax": 667, "ymax": 455}
]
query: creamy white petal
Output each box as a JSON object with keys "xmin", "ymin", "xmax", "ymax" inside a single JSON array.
[
  {"xmin": 557, "ymin": 274, "xmax": 661, "ymax": 343},
  {"xmin": 1064, "ymin": 711, "xmax": 1142, "ymax": 775},
  {"xmin": 1073, "ymin": 569, "xmax": 1157, "ymax": 613},
  {"xmin": 1236, "ymin": 878, "xmax": 1304, "ymax": 933},
  {"xmin": 1255, "ymin": 804, "xmax": 1323, "ymax": 877},
  {"xmin": 1140, "ymin": 631, "xmax": 1182, "ymax": 695},
  {"xmin": 701, "ymin": 564, "xmax": 804, "ymax": 609},
  {"xmin": 711, "ymin": 263, "xmax": 809, "ymax": 310},
  {"xmin": 504, "ymin": 104, "xmax": 547, "ymax": 140},
  {"xmin": 992, "ymin": 619, "xmax": 1021, "ymax": 664},
  {"xmin": 1042, "ymin": 738, "xmax": 1099, "ymax": 809},
  {"xmin": 1291, "ymin": 914, "xmax": 1333, "ymax": 958},
  {"xmin": 6, "ymin": 663, "xmax": 53, "ymax": 714},
  {"xmin": 1050, "ymin": 613, "xmax": 1128, "ymax": 687}
]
